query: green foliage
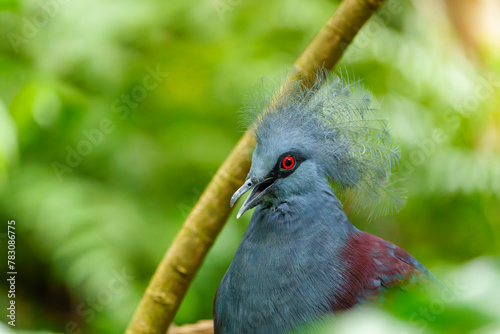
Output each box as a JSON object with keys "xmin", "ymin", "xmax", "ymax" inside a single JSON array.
[{"xmin": 0, "ymin": 0, "xmax": 499, "ymax": 333}]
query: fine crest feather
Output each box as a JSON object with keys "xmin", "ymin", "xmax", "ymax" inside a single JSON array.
[{"xmin": 240, "ymin": 70, "xmax": 406, "ymax": 219}]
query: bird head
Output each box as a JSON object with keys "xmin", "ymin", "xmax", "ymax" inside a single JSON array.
[
  {"xmin": 230, "ymin": 126, "xmax": 319, "ymax": 219},
  {"xmin": 231, "ymin": 72, "xmax": 404, "ymax": 219}
]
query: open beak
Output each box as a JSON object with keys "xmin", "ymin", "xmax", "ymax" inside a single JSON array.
[{"xmin": 230, "ymin": 178, "xmax": 275, "ymax": 219}]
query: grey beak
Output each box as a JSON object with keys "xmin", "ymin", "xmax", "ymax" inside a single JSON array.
[{"xmin": 230, "ymin": 179, "xmax": 255, "ymax": 219}]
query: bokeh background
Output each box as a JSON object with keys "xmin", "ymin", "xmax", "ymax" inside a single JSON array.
[{"xmin": 1, "ymin": 0, "xmax": 500, "ymax": 333}]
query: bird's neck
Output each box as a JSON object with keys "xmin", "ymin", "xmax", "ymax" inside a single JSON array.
[{"xmin": 246, "ymin": 178, "xmax": 356, "ymax": 242}]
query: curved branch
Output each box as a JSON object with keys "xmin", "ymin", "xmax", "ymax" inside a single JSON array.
[{"xmin": 126, "ymin": 0, "xmax": 386, "ymax": 333}]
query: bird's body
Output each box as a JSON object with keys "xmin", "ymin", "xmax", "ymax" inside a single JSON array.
[
  {"xmin": 214, "ymin": 172, "xmax": 431, "ymax": 334},
  {"xmin": 214, "ymin": 73, "xmax": 437, "ymax": 333}
]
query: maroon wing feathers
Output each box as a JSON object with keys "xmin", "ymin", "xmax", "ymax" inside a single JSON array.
[{"xmin": 330, "ymin": 231, "xmax": 421, "ymax": 312}]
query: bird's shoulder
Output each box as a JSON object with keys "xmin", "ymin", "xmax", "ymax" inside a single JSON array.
[{"xmin": 331, "ymin": 230, "xmax": 423, "ymax": 311}]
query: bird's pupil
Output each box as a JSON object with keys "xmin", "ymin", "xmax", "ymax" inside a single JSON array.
[{"xmin": 282, "ymin": 156, "xmax": 294, "ymax": 169}]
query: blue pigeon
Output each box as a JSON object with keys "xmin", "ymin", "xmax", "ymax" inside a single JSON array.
[{"xmin": 214, "ymin": 73, "xmax": 437, "ymax": 334}]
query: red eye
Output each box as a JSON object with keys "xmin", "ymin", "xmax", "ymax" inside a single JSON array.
[{"xmin": 282, "ymin": 156, "xmax": 295, "ymax": 169}]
